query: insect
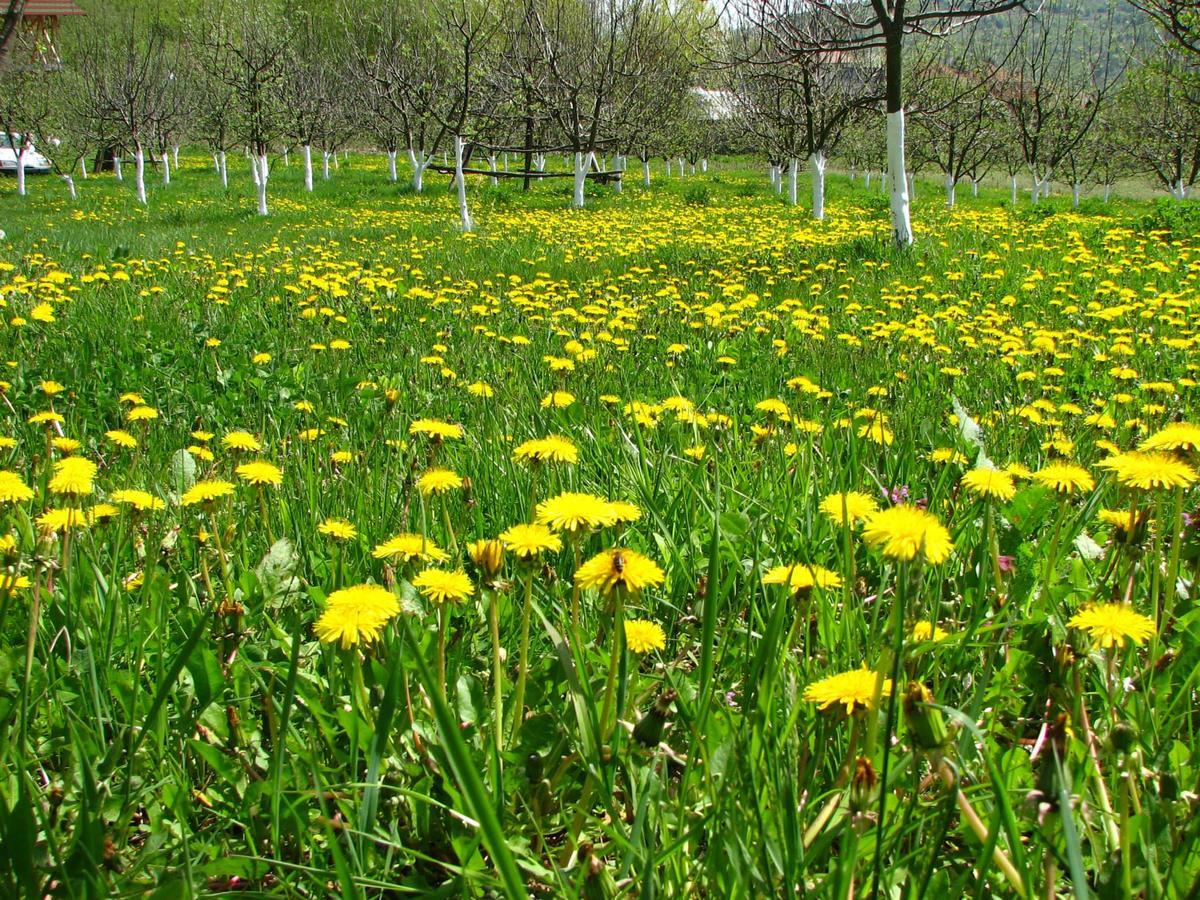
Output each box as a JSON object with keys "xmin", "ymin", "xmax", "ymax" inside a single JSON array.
[{"xmin": 611, "ymin": 551, "xmax": 627, "ymax": 577}]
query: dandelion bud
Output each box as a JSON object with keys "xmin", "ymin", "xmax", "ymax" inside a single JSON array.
[
  {"xmin": 1159, "ymin": 771, "xmax": 1179, "ymax": 802},
  {"xmin": 1110, "ymin": 721, "xmax": 1136, "ymax": 755},
  {"xmin": 849, "ymin": 756, "xmax": 878, "ymax": 813},
  {"xmin": 903, "ymin": 682, "xmax": 949, "ymax": 751},
  {"xmin": 525, "ymin": 752, "xmax": 543, "ymax": 783},
  {"xmin": 385, "ymin": 388, "xmax": 400, "ymax": 409},
  {"xmin": 633, "ymin": 688, "xmax": 677, "ymax": 748},
  {"xmin": 467, "ymin": 539, "xmax": 504, "ymax": 577}
]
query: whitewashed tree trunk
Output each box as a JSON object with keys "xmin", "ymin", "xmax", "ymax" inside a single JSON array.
[
  {"xmin": 161, "ymin": 151, "xmax": 170, "ymax": 185},
  {"xmin": 1072, "ymin": 182, "xmax": 1081, "ymax": 207},
  {"xmin": 701, "ymin": 158, "xmax": 708, "ymax": 173},
  {"xmin": 15, "ymin": 146, "xmax": 27, "ymax": 196},
  {"xmin": 1103, "ymin": 183, "xmax": 1111, "ymax": 203},
  {"xmin": 572, "ymin": 151, "xmax": 589, "ymax": 209},
  {"xmin": 642, "ymin": 158, "xmax": 650, "ymax": 187},
  {"xmin": 303, "ymin": 145, "xmax": 313, "ymax": 191},
  {"xmin": 172, "ymin": 145, "xmax": 179, "ymax": 168},
  {"xmin": 1170, "ymin": 179, "xmax": 1187, "ymax": 200},
  {"xmin": 407, "ymin": 148, "xmax": 428, "ymax": 192},
  {"xmin": 810, "ymin": 152, "xmax": 826, "ymax": 220},
  {"xmin": 322, "ymin": 151, "xmax": 331, "ymax": 180},
  {"xmin": 387, "ymin": 150, "xmax": 397, "ymax": 182},
  {"xmin": 62, "ymin": 174, "xmax": 76, "ymax": 199},
  {"xmin": 114, "ymin": 155, "xmax": 123, "ymax": 181},
  {"xmin": 787, "ymin": 157, "xmax": 798, "ymax": 205},
  {"xmin": 219, "ymin": 151, "xmax": 228, "ymax": 188},
  {"xmin": 80, "ymin": 158, "xmax": 87, "ymax": 179},
  {"xmin": 283, "ymin": 149, "xmax": 289, "ymax": 167},
  {"xmin": 886, "ymin": 110, "xmax": 913, "ymax": 247},
  {"xmin": 864, "ymin": 170, "xmax": 871, "ymax": 188},
  {"xmin": 536, "ymin": 153, "xmax": 546, "ymax": 172},
  {"xmin": 1010, "ymin": 175, "xmax": 1018, "ymax": 205},
  {"xmin": 213, "ymin": 152, "xmax": 220, "ymax": 172},
  {"xmin": 249, "ymin": 153, "xmax": 260, "ymax": 186},
  {"xmin": 945, "ymin": 174, "xmax": 956, "ymax": 209},
  {"xmin": 503, "ymin": 151, "xmax": 509, "ymax": 172},
  {"xmin": 488, "ymin": 153, "xmax": 498, "ymax": 185},
  {"xmin": 454, "ymin": 136, "xmax": 473, "ymax": 232},
  {"xmin": 333, "ymin": 152, "xmax": 339, "ymax": 170},
  {"xmin": 678, "ymin": 156, "xmax": 686, "ymax": 177},
  {"xmin": 1030, "ymin": 174, "xmax": 1039, "ymax": 204},
  {"xmin": 666, "ymin": 158, "xmax": 672, "ymax": 177},
  {"xmin": 134, "ymin": 144, "xmax": 147, "ymax": 204},
  {"xmin": 972, "ymin": 179, "xmax": 979, "ymax": 198},
  {"xmin": 253, "ymin": 153, "xmax": 269, "ymax": 215},
  {"xmin": 906, "ymin": 171, "xmax": 916, "ymax": 201}
]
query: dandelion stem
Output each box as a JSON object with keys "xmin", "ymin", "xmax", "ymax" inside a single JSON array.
[
  {"xmin": 509, "ymin": 572, "xmax": 534, "ymax": 747},
  {"xmin": 937, "ymin": 759, "xmax": 1027, "ymax": 897},
  {"xmin": 487, "ymin": 588, "xmax": 503, "ymax": 756}
]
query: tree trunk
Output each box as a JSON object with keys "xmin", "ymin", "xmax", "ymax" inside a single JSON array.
[
  {"xmin": 810, "ymin": 152, "xmax": 826, "ymax": 220},
  {"xmin": 213, "ymin": 152, "xmax": 220, "ymax": 173},
  {"xmin": 454, "ymin": 135, "xmax": 473, "ymax": 232},
  {"xmin": 972, "ymin": 179, "xmax": 979, "ymax": 198},
  {"xmin": 488, "ymin": 154, "xmax": 498, "ymax": 186},
  {"xmin": 114, "ymin": 154, "xmax": 123, "ymax": 182},
  {"xmin": 666, "ymin": 158, "xmax": 672, "ymax": 177},
  {"xmin": 322, "ymin": 151, "xmax": 331, "ymax": 180},
  {"xmin": 701, "ymin": 158, "xmax": 708, "ymax": 173},
  {"xmin": 642, "ymin": 158, "xmax": 650, "ymax": 188},
  {"xmin": 906, "ymin": 171, "xmax": 916, "ymax": 202},
  {"xmin": 408, "ymin": 148, "xmax": 427, "ymax": 192},
  {"xmin": 1030, "ymin": 173, "xmax": 1039, "ymax": 204},
  {"xmin": 1011, "ymin": 175, "xmax": 1018, "ymax": 206},
  {"xmin": 945, "ymin": 174, "xmax": 956, "ymax": 209},
  {"xmin": 572, "ymin": 151, "xmax": 587, "ymax": 209},
  {"xmin": 884, "ymin": 27, "xmax": 913, "ymax": 248},
  {"xmin": 387, "ymin": 150, "xmax": 397, "ymax": 183},
  {"xmin": 249, "ymin": 152, "xmax": 260, "ymax": 187},
  {"xmin": 254, "ymin": 153, "xmax": 269, "ymax": 215},
  {"xmin": 62, "ymin": 174, "xmax": 76, "ymax": 200},
  {"xmin": 161, "ymin": 151, "xmax": 170, "ymax": 186},
  {"xmin": 787, "ymin": 157, "xmax": 798, "ymax": 205},
  {"xmin": 80, "ymin": 158, "xmax": 87, "ymax": 179},
  {"xmin": 15, "ymin": 145, "xmax": 26, "ymax": 196},
  {"xmin": 303, "ymin": 145, "xmax": 313, "ymax": 192},
  {"xmin": 172, "ymin": 145, "xmax": 179, "ymax": 168},
  {"xmin": 283, "ymin": 149, "xmax": 289, "ymax": 167},
  {"xmin": 219, "ymin": 151, "xmax": 228, "ymax": 188},
  {"xmin": 1072, "ymin": 182, "xmax": 1081, "ymax": 208},
  {"xmin": 678, "ymin": 156, "xmax": 686, "ymax": 177},
  {"xmin": 865, "ymin": 170, "xmax": 871, "ymax": 188},
  {"xmin": 1103, "ymin": 184, "xmax": 1111, "ymax": 203},
  {"xmin": 134, "ymin": 144, "xmax": 147, "ymax": 205}
]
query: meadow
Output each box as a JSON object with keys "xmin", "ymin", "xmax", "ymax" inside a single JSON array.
[{"xmin": 1, "ymin": 156, "xmax": 1199, "ymax": 897}]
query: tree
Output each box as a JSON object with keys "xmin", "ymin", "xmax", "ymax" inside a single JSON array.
[
  {"xmin": 203, "ymin": 0, "xmax": 291, "ymax": 216},
  {"xmin": 1126, "ymin": 0, "xmax": 1200, "ymax": 57},
  {"xmin": 0, "ymin": 0, "xmax": 26, "ymax": 66},
  {"xmin": 0, "ymin": 64, "xmax": 53, "ymax": 196},
  {"xmin": 730, "ymin": 8, "xmax": 881, "ymax": 218},
  {"xmin": 1114, "ymin": 46, "xmax": 1200, "ymax": 199},
  {"xmin": 909, "ymin": 43, "xmax": 1007, "ymax": 208},
  {"xmin": 999, "ymin": 1, "xmax": 1126, "ymax": 204},
  {"xmin": 734, "ymin": 0, "xmax": 1025, "ymax": 246}
]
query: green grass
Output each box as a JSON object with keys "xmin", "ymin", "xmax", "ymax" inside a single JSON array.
[{"xmin": 0, "ymin": 153, "xmax": 1198, "ymax": 896}]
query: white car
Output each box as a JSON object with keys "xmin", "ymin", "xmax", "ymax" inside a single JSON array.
[{"xmin": 0, "ymin": 134, "xmax": 52, "ymax": 175}]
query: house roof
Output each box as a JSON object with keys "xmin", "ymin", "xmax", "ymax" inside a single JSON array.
[{"xmin": 21, "ymin": 0, "xmax": 86, "ymax": 15}]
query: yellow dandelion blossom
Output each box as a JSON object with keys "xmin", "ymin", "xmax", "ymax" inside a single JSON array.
[
  {"xmin": 1068, "ymin": 603, "xmax": 1155, "ymax": 649},
  {"xmin": 624, "ymin": 619, "xmax": 666, "ymax": 654},
  {"xmin": 412, "ymin": 568, "xmax": 474, "ymax": 604},
  {"xmin": 575, "ymin": 548, "xmax": 665, "ymax": 596},
  {"xmin": 862, "ymin": 506, "xmax": 953, "ymax": 565},
  {"xmin": 804, "ymin": 667, "xmax": 892, "ymax": 714}
]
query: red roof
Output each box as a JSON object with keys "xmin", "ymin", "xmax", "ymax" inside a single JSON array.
[{"xmin": 21, "ymin": 0, "xmax": 85, "ymax": 15}]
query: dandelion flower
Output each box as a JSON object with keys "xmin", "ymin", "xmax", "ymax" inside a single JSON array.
[
  {"xmin": 418, "ymin": 468, "xmax": 463, "ymax": 496},
  {"xmin": 911, "ymin": 620, "xmax": 949, "ymax": 642},
  {"xmin": 0, "ymin": 471, "xmax": 34, "ymax": 504},
  {"xmin": 513, "ymin": 435, "xmax": 579, "ymax": 465},
  {"xmin": 37, "ymin": 507, "xmax": 89, "ymax": 534},
  {"xmin": 536, "ymin": 492, "xmax": 619, "ymax": 534},
  {"xmin": 499, "ymin": 523, "xmax": 562, "ymax": 559},
  {"xmin": 467, "ymin": 539, "xmax": 505, "ymax": 575},
  {"xmin": 624, "ymin": 619, "xmax": 666, "ymax": 654},
  {"xmin": 1140, "ymin": 422, "xmax": 1200, "ymax": 454},
  {"xmin": 222, "ymin": 431, "xmax": 263, "ymax": 453},
  {"xmin": 1032, "ymin": 463, "xmax": 1095, "ymax": 496},
  {"xmin": 314, "ymin": 583, "xmax": 400, "ymax": 648},
  {"xmin": 236, "ymin": 461, "xmax": 283, "ymax": 486},
  {"xmin": 412, "ymin": 568, "xmax": 474, "ymax": 605},
  {"xmin": 961, "ymin": 467, "xmax": 1017, "ymax": 502},
  {"xmin": 804, "ymin": 667, "xmax": 892, "ymax": 714},
  {"xmin": 862, "ymin": 506, "xmax": 953, "ymax": 565},
  {"xmin": 111, "ymin": 489, "xmax": 165, "ymax": 512},
  {"xmin": 763, "ymin": 563, "xmax": 843, "ymax": 593},
  {"xmin": 126, "ymin": 406, "xmax": 159, "ymax": 423},
  {"xmin": 820, "ymin": 491, "xmax": 879, "ymax": 526},
  {"xmin": 373, "ymin": 533, "xmax": 448, "ymax": 563},
  {"xmin": 105, "ymin": 429, "xmax": 137, "ymax": 449},
  {"xmin": 409, "ymin": 418, "xmax": 464, "ymax": 441},
  {"xmin": 181, "ymin": 480, "xmax": 236, "ymax": 507},
  {"xmin": 1098, "ymin": 452, "xmax": 1197, "ymax": 491},
  {"xmin": 318, "ymin": 519, "xmax": 358, "ymax": 541},
  {"xmin": 48, "ymin": 457, "xmax": 97, "ymax": 496},
  {"xmin": 575, "ymin": 548, "xmax": 665, "ymax": 596},
  {"xmin": 1068, "ymin": 603, "xmax": 1155, "ymax": 649}
]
